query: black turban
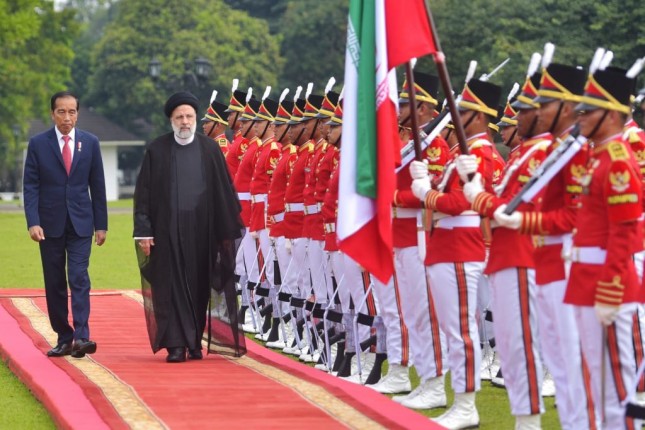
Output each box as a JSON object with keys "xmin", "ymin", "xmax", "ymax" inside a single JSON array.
[{"xmin": 164, "ymin": 91, "xmax": 200, "ymax": 118}]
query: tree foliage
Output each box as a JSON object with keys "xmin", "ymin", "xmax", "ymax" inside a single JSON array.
[
  {"xmin": 85, "ymin": 0, "xmax": 283, "ymax": 138},
  {"xmin": 0, "ymin": 0, "xmax": 78, "ymax": 190}
]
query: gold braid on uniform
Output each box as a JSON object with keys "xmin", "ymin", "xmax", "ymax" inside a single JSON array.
[
  {"xmin": 472, "ymin": 192, "xmax": 494, "ymax": 214},
  {"xmin": 393, "ymin": 190, "xmax": 401, "ymax": 207},
  {"xmin": 424, "ymin": 190, "xmax": 443, "ymax": 210},
  {"xmin": 519, "ymin": 211, "xmax": 546, "ymax": 235},
  {"xmin": 596, "ymin": 276, "xmax": 625, "ymax": 306}
]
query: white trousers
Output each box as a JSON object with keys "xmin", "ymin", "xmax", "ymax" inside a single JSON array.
[
  {"xmin": 342, "ymin": 254, "xmax": 377, "ymax": 344},
  {"xmin": 576, "ymin": 305, "xmax": 637, "ymax": 430},
  {"xmin": 395, "ymin": 246, "xmax": 444, "ymax": 381},
  {"xmin": 373, "ymin": 272, "xmax": 410, "ymax": 366},
  {"xmin": 537, "ymin": 279, "xmax": 598, "ymax": 429},
  {"xmin": 327, "ymin": 251, "xmax": 350, "ymax": 312},
  {"xmin": 490, "ymin": 267, "xmax": 543, "ymax": 416},
  {"xmin": 241, "ymin": 228, "xmax": 261, "ymax": 284},
  {"xmin": 281, "ymin": 238, "xmax": 310, "ymax": 298},
  {"xmin": 427, "ymin": 262, "xmax": 483, "ymax": 393},
  {"xmin": 307, "ymin": 239, "xmax": 327, "ymax": 305},
  {"xmin": 257, "ymin": 229, "xmax": 274, "ymax": 287}
]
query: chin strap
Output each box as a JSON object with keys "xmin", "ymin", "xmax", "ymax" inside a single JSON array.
[
  {"xmin": 278, "ymin": 125, "xmax": 290, "ymax": 143},
  {"xmin": 548, "ymin": 101, "xmax": 564, "ymax": 135},
  {"xmin": 308, "ymin": 119, "xmax": 320, "ymax": 141},
  {"xmin": 504, "ymin": 128, "xmax": 518, "ymax": 147},
  {"xmin": 585, "ymin": 110, "xmax": 609, "ymax": 141}
]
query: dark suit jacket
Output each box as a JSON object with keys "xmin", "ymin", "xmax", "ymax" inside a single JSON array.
[{"xmin": 23, "ymin": 127, "xmax": 108, "ymax": 238}]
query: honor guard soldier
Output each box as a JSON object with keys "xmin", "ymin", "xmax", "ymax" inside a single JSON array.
[
  {"xmin": 567, "ymin": 62, "xmax": 643, "ymax": 429},
  {"xmin": 458, "ymin": 55, "xmax": 553, "ymax": 428},
  {"xmin": 225, "ymin": 81, "xmax": 253, "ymax": 178},
  {"xmin": 375, "ymin": 71, "xmax": 448, "ymax": 408},
  {"xmin": 409, "ymin": 78, "xmax": 501, "ymax": 429},
  {"xmin": 281, "ymin": 85, "xmax": 316, "ymax": 357},
  {"xmin": 496, "ymin": 52, "xmax": 598, "ymax": 429},
  {"xmin": 249, "ymin": 87, "xmax": 282, "ymax": 341},
  {"xmin": 201, "ymin": 90, "xmax": 230, "ymax": 156}
]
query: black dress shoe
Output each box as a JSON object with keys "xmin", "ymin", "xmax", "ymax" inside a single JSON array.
[
  {"xmin": 166, "ymin": 347, "xmax": 187, "ymax": 363},
  {"xmin": 47, "ymin": 343, "xmax": 72, "ymax": 357},
  {"xmin": 71, "ymin": 339, "xmax": 97, "ymax": 358},
  {"xmin": 188, "ymin": 348, "xmax": 203, "ymax": 360}
]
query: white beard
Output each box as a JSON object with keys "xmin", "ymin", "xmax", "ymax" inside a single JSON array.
[{"xmin": 172, "ymin": 123, "xmax": 196, "ymax": 139}]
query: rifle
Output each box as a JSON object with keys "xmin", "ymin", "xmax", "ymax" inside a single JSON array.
[{"xmin": 504, "ymin": 124, "xmax": 586, "ymax": 214}]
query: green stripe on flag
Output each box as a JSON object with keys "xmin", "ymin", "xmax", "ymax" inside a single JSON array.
[{"xmin": 351, "ymin": 0, "xmax": 377, "ymax": 199}]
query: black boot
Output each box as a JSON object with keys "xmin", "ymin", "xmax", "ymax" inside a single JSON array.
[
  {"xmin": 266, "ymin": 317, "xmax": 281, "ymax": 342},
  {"xmin": 336, "ymin": 351, "xmax": 356, "ymax": 377},
  {"xmin": 332, "ymin": 341, "xmax": 346, "ymax": 372},
  {"xmin": 365, "ymin": 353, "xmax": 387, "ymax": 385}
]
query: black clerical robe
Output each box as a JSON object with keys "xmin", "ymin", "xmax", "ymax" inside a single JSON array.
[{"xmin": 133, "ymin": 132, "xmax": 245, "ymax": 357}]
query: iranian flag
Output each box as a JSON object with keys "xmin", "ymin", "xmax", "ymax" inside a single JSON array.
[{"xmin": 338, "ymin": 0, "xmax": 438, "ymax": 283}]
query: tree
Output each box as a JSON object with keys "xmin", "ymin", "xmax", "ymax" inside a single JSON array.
[
  {"xmin": 277, "ymin": 0, "xmax": 348, "ymax": 92},
  {"xmin": 85, "ymin": 0, "xmax": 283, "ymax": 139},
  {"xmin": 0, "ymin": 0, "xmax": 79, "ymax": 191}
]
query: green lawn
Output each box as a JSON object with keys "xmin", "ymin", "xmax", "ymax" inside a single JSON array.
[{"xmin": 1, "ymin": 204, "xmax": 561, "ymax": 429}]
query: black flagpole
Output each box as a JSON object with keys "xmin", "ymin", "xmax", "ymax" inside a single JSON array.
[{"xmin": 422, "ymin": 1, "xmax": 470, "ymax": 155}]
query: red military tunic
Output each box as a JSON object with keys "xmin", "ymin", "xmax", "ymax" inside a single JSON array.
[
  {"xmin": 267, "ymin": 143, "xmax": 297, "ymax": 238},
  {"xmin": 472, "ymin": 133, "xmax": 551, "ymax": 274},
  {"xmin": 303, "ymin": 139, "xmax": 328, "ymax": 240},
  {"xmin": 283, "ymin": 141, "xmax": 315, "ymax": 239},
  {"xmin": 517, "ymin": 126, "xmax": 589, "ymax": 285},
  {"xmin": 315, "ymin": 144, "xmax": 339, "ymax": 238},
  {"xmin": 491, "ymin": 144, "xmax": 507, "ymax": 187},
  {"xmin": 322, "ymin": 163, "xmax": 340, "ymax": 252},
  {"xmin": 625, "ymin": 118, "xmax": 645, "ymax": 213},
  {"xmin": 565, "ymin": 136, "xmax": 644, "ymax": 306},
  {"xmin": 226, "ymin": 130, "xmax": 247, "ymax": 179},
  {"xmin": 393, "ymin": 135, "xmax": 450, "ymax": 248},
  {"xmin": 423, "ymin": 133, "xmax": 494, "ymax": 264},
  {"xmin": 233, "ymin": 137, "xmax": 260, "ymax": 227},
  {"xmin": 250, "ymin": 137, "xmax": 281, "ymax": 232}
]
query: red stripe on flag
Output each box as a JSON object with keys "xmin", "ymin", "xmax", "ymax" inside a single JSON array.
[{"xmin": 385, "ymin": 0, "xmax": 437, "ymax": 70}]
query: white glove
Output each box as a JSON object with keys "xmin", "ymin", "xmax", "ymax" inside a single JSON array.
[
  {"xmin": 411, "ymin": 177, "xmax": 432, "ymax": 201},
  {"xmin": 455, "ymin": 154, "xmax": 478, "ymax": 183},
  {"xmin": 409, "ymin": 160, "xmax": 429, "ymax": 180},
  {"xmin": 285, "ymin": 238, "xmax": 292, "ymax": 254},
  {"xmin": 594, "ymin": 303, "xmax": 619, "ymax": 326},
  {"xmin": 463, "ymin": 172, "xmax": 484, "ymax": 203},
  {"xmin": 493, "ymin": 204, "xmax": 522, "ymax": 230},
  {"xmin": 249, "ymin": 230, "xmax": 259, "ymax": 239}
]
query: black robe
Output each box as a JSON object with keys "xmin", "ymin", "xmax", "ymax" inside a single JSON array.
[{"xmin": 133, "ymin": 132, "xmax": 246, "ymax": 357}]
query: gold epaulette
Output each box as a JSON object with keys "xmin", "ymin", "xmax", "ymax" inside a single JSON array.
[
  {"xmin": 627, "ymin": 129, "xmax": 642, "ymax": 145},
  {"xmin": 217, "ymin": 138, "xmax": 228, "ymax": 148},
  {"xmin": 468, "ymin": 138, "xmax": 491, "ymax": 150},
  {"xmin": 607, "ymin": 141, "xmax": 628, "ymax": 161},
  {"xmin": 289, "ymin": 145, "xmax": 297, "ymax": 155},
  {"xmin": 270, "ymin": 141, "xmax": 279, "ymax": 151}
]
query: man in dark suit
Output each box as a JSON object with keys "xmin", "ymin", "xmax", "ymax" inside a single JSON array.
[{"xmin": 23, "ymin": 90, "xmax": 107, "ymax": 358}]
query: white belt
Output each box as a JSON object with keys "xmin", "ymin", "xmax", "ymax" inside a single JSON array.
[
  {"xmin": 305, "ymin": 204, "xmax": 319, "ymax": 215},
  {"xmin": 237, "ymin": 192, "xmax": 251, "ymax": 201},
  {"xmin": 251, "ymin": 193, "xmax": 267, "ymax": 203},
  {"xmin": 534, "ymin": 235, "xmax": 564, "ymax": 247},
  {"xmin": 285, "ymin": 202, "xmax": 304, "ymax": 213},
  {"xmin": 392, "ymin": 207, "xmax": 419, "ymax": 219},
  {"xmin": 565, "ymin": 246, "xmax": 607, "ymax": 265},
  {"xmin": 271, "ymin": 212, "xmax": 285, "ymax": 223},
  {"xmin": 324, "ymin": 223, "xmax": 336, "ymax": 233},
  {"xmin": 435, "ymin": 215, "xmax": 480, "ymax": 229}
]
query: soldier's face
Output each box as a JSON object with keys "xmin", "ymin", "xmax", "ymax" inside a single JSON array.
[
  {"xmin": 241, "ymin": 120, "xmax": 255, "ymax": 138},
  {"xmin": 227, "ymin": 111, "xmax": 239, "ymax": 130},
  {"xmin": 398, "ymin": 104, "xmax": 411, "ymax": 126},
  {"xmin": 517, "ymin": 109, "xmax": 537, "ymax": 138},
  {"xmin": 500, "ymin": 126, "xmax": 517, "ymax": 147},
  {"xmin": 319, "ymin": 121, "xmax": 330, "ymax": 140},
  {"xmin": 275, "ymin": 124, "xmax": 291, "ymax": 144},
  {"xmin": 578, "ymin": 109, "xmax": 604, "ymax": 138},
  {"xmin": 51, "ymin": 96, "xmax": 78, "ymax": 135},
  {"xmin": 328, "ymin": 125, "xmax": 342, "ymax": 144},
  {"xmin": 537, "ymin": 100, "xmax": 560, "ymax": 131}
]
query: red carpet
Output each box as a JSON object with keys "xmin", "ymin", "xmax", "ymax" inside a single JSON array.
[{"xmin": 0, "ymin": 290, "xmax": 442, "ymax": 429}]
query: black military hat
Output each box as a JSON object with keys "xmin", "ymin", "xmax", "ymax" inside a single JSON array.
[
  {"xmin": 314, "ymin": 91, "xmax": 340, "ymax": 119},
  {"xmin": 458, "ymin": 79, "xmax": 502, "ymax": 117},
  {"xmin": 302, "ymin": 94, "xmax": 324, "ymax": 121},
  {"xmin": 253, "ymin": 98, "xmax": 279, "ymax": 122},
  {"xmin": 202, "ymin": 91, "xmax": 229, "ymax": 126},
  {"xmin": 287, "ymin": 98, "xmax": 307, "ymax": 125},
  {"xmin": 533, "ymin": 63, "xmax": 586, "ymax": 104},
  {"xmin": 399, "ymin": 71, "xmax": 439, "ymax": 105},
  {"xmin": 325, "ymin": 99, "xmax": 343, "ymax": 126},
  {"xmin": 239, "ymin": 98, "xmax": 261, "ymax": 122},
  {"xmin": 575, "ymin": 67, "xmax": 635, "ymax": 114},
  {"xmin": 273, "ymin": 88, "xmax": 295, "ymax": 125},
  {"xmin": 497, "ymin": 100, "xmax": 518, "ymax": 128},
  {"xmin": 512, "ymin": 73, "xmax": 542, "ymax": 110}
]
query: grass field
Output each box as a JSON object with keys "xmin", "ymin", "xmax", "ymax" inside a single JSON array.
[{"xmin": 0, "ymin": 203, "xmax": 561, "ymax": 429}]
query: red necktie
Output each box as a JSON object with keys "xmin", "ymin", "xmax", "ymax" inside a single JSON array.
[{"xmin": 62, "ymin": 135, "xmax": 72, "ymax": 175}]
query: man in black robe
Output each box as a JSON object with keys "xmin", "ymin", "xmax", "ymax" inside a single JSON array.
[{"xmin": 134, "ymin": 91, "xmax": 246, "ymax": 362}]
